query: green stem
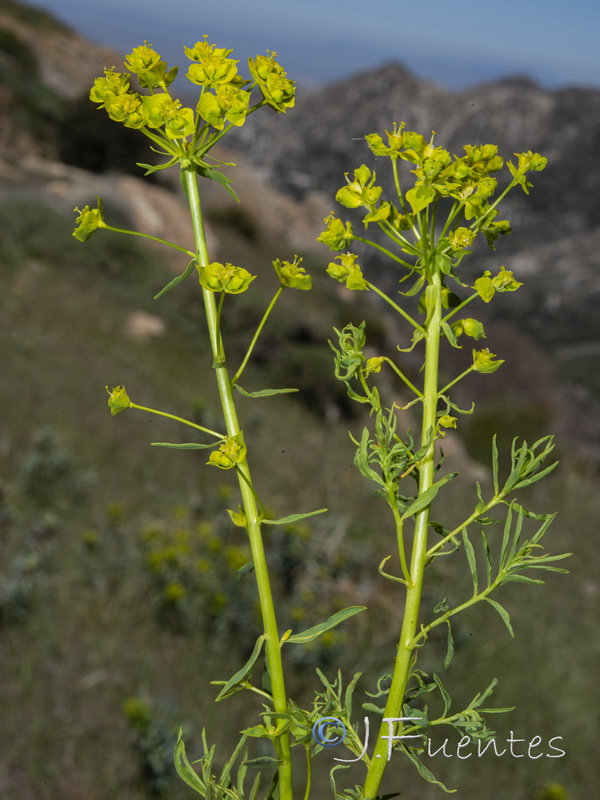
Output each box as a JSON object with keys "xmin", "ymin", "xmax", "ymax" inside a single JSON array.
[
  {"xmin": 103, "ymin": 224, "xmax": 195, "ymax": 256},
  {"xmin": 232, "ymin": 287, "xmax": 283, "ymax": 385},
  {"xmin": 129, "ymin": 402, "xmax": 224, "ymax": 439},
  {"xmin": 362, "ymin": 269, "xmax": 443, "ymax": 799},
  {"xmin": 182, "ymin": 165, "xmax": 293, "ymax": 800},
  {"xmin": 438, "ymin": 364, "xmax": 476, "ymax": 396},
  {"xmin": 352, "ymin": 235, "xmax": 416, "ymax": 269},
  {"xmin": 366, "ymin": 281, "xmax": 425, "ymax": 334},
  {"xmin": 381, "ymin": 357, "xmax": 423, "ymax": 399},
  {"xmin": 427, "ymin": 494, "xmax": 504, "ymax": 558},
  {"xmin": 441, "ymin": 291, "xmax": 479, "ymax": 324}
]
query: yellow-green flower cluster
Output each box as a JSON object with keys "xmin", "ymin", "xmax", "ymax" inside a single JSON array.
[
  {"xmin": 90, "ymin": 46, "xmax": 194, "ymax": 137},
  {"xmin": 207, "ymin": 432, "xmax": 247, "ymax": 469},
  {"xmin": 198, "ymin": 261, "xmax": 256, "ymax": 293},
  {"xmin": 317, "ymin": 214, "xmax": 355, "ymax": 251},
  {"xmin": 472, "ymin": 348, "xmax": 504, "ymax": 373},
  {"xmin": 248, "ymin": 51, "xmax": 296, "ymax": 112},
  {"xmin": 336, "ymin": 165, "xmax": 382, "ymax": 209},
  {"xmin": 272, "ymin": 256, "xmax": 312, "ymax": 290},
  {"xmin": 474, "ymin": 267, "xmax": 522, "ymax": 303},
  {"xmin": 106, "ymin": 385, "xmax": 131, "ymax": 416},
  {"xmin": 326, "ymin": 253, "xmax": 368, "ymax": 291},
  {"xmin": 72, "ymin": 198, "xmax": 106, "ymax": 241}
]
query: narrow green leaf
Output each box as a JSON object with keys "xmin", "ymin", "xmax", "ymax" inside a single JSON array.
[
  {"xmin": 174, "ymin": 730, "xmax": 206, "ymax": 794},
  {"xmin": 154, "ymin": 258, "xmax": 196, "ymax": 299},
  {"xmin": 242, "ymin": 757, "xmax": 281, "ymax": 769},
  {"xmin": 378, "ymin": 555, "xmax": 407, "ymax": 584},
  {"xmin": 400, "ymin": 472, "xmax": 457, "ymax": 521},
  {"xmin": 151, "ymin": 441, "xmax": 216, "ymax": 450},
  {"xmin": 262, "ymin": 508, "xmax": 327, "ymax": 526},
  {"xmin": 344, "ymin": 671, "xmax": 363, "ymax": 719},
  {"xmin": 462, "ymin": 530, "xmax": 478, "ymax": 595},
  {"xmin": 469, "ymin": 677, "xmax": 498, "ymax": 709},
  {"xmin": 234, "ymin": 384, "xmax": 299, "ymax": 398},
  {"xmin": 237, "ymin": 561, "xmax": 254, "ymax": 580},
  {"xmin": 286, "ymin": 606, "xmax": 366, "ymax": 644},
  {"xmin": 403, "ymin": 748, "xmax": 457, "ymax": 793},
  {"xmin": 441, "ymin": 321, "xmax": 461, "ymax": 349},
  {"xmin": 481, "ymin": 531, "xmax": 493, "ymax": 588},
  {"xmin": 513, "ymin": 461, "xmax": 558, "ymax": 489},
  {"xmin": 215, "ymin": 634, "xmax": 266, "ymax": 700},
  {"xmin": 362, "ymin": 702, "xmax": 385, "ymax": 715},
  {"xmin": 444, "ymin": 621, "xmax": 454, "ymax": 670},
  {"xmin": 219, "ymin": 733, "xmax": 248, "ymax": 786},
  {"xmin": 432, "ymin": 674, "xmax": 452, "ymax": 717},
  {"xmin": 485, "ymin": 598, "xmax": 514, "ymax": 637},
  {"xmin": 502, "ymin": 574, "xmax": 545, "ymax": 585},
  {"xmin": 248, "ymin": 772, "xmax": 262, "ymax": 800},
  {"xmin": 491, "ymin": 434, "xmax": 499, "ymax": 495},
  {"xmin": 499, "ymin": 504, "xmax": 513, "ymax": 570}
]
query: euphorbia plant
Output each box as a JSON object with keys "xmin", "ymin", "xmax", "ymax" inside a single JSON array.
[
  {"xmin": 74, "ymin": 38, "xmax": 568, "ymax": 800},
  {"xmin": 317, "ymin": 127, "xmax": 569, "ymax": 797}
]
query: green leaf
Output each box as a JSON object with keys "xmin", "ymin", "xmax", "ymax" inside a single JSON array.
[
  {"xmin": 444, "ymin": 621, "xmax": 454, "ymax": 670},
  {"xmin": 174, "ymin": 729, "xmax": 206, "ymax": 795},
  {"xmin": 286, "ymin": 606, "xmax": 366, "ymax": 644},
  {"xmin": 237, "ymin": 561, "xmax": 254, "ymax": 580},
  {"xmin": 400, "ymin": 472, "xmax": 457, "ymax": 521},
  {"xmin": 491, "ymin": 434, "xmax": 499, "ymax": 495},
  {"xmin": 214, "ymin": 634, "xmax": 266, "ymax": 700},
  {"xmin": 362, "ymin": 702, "xmax": 385, "ymax": 715},
  {"xmin": 242, "ymin": 757, "xmax": 281, "ymax": 769},
  {"xmin": 462, "ymin": 530, "xmax": 478, "ymax": 595},
  {"xmin": 154, "ymin": 258, "xmax": 195, "ymax": 299},
  {"xmin": 402, "ymin": 748, "xmax": 457, "ymax": 793},
  {"xmin": 262, "ymin": 508, "xmax": 327, "ymax": 525},
  {"xmin": 406, "ymin": 185, "xmax": 436, "ymax": 214},
  {"xmin": 219, "ymin": 733, "xmax": 248, "ymax": 786},
  {"xmin": 241, "ymin": 724, "xmax": 272, "ymax": 739},
  {"xmin": 485, "ymin": 598, "xmax": 514, "ymax": 637},
  {"xmin": 234, "ymin": 384, "xmax": 299, "ymax": 398},
  {"xmin": 151, "ymin": 441, "xmax": 216, "ymax": 449},
  {"xmin": 469, "ymin": 677, "xmax": 498, "ymax": 709},
  {"xmin": 441, "ymin": 321, "xmax": 461, "ymax": 349},
  {"xmin": 481, "ymin": 531, "xmax": 493, "ymax": 587},
  {"xmin": 432, "ymin": 674, "xmax": 452, "ymax": 717}
]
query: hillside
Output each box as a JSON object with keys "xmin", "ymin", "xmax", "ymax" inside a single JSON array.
[{"xmin": 0, "ymin": 4, "xmax": 598, "ymax": 800}]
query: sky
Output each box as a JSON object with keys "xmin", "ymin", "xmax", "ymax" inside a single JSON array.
[{"xmin": 29, "ymin": 0, "xmax": 600, "ymax": 91}]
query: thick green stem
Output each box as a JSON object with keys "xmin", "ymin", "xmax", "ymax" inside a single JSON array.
[
  {"xmin": 182, "ymin": 165, "xmax": 293, "ymax": 799},
  {"xmin": 362, "ymin": 270, "xmax": 442, "ymax": 799}
]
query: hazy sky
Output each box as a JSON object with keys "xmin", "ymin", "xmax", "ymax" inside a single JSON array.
[{"xmin": 31, "ymin": 0, "xmax": 600, "ymax": 90}]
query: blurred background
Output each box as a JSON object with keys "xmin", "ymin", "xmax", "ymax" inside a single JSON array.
[{"xmin": 0, "ymin": 1, "xmax": 598, "ymax": 799}]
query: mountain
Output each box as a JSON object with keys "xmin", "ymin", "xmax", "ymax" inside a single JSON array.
[
  {"xmin": 2, "ymin": 0, "xmax": 600, "ymax": 460},
  {"xmin": 231, "ymin": 62, "xmax": 600, "ymax": 346},
  {"xmin": 228, "ymin": 62, "xmax": 600, "ymax": 459}
]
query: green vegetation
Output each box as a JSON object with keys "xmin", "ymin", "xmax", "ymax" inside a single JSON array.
[{"xmin": 0, "ymin": 31, "xmax": 596, "ymax": 800}]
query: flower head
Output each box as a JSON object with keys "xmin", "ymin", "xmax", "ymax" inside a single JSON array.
[
  {"xmin": 273, "ymin": 256, "xmax": 312, "ymax": 290},
  {"xmin": 106, "ymin": 385, "xmax": 131, "ymax": 415},
  {"xmin": 73, "ymin": 198, "xmax": 106, "ymax": 242}
]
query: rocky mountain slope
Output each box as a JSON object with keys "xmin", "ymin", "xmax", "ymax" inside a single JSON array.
[{"xmin": 1, "ymin": 0, "xmax": 600, "ymax": 460}]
